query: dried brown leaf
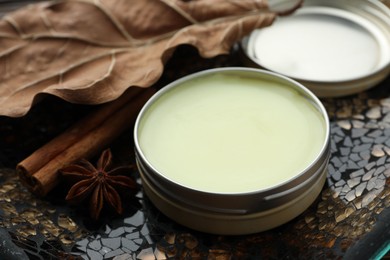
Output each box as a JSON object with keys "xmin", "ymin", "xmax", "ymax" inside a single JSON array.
[{"xmin": 0, "ymin": 0, "xmax": 302, "ymax": 117}]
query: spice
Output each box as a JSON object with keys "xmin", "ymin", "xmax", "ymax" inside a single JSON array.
[
  {"xmin": 61, "ymin": 149, "xmax": 138, "ymax": 220},
  {"xmin": 17, "ymin": 88, "xmax": 155, "ymax": 197}
]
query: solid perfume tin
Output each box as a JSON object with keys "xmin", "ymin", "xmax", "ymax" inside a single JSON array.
[
  {"xmin": 134, "ymin": 68, "xmax": 330, "ymax": 235},
  {"xmin": 241, "ymin": 0, "xmax": 390, "ymax": 97}
]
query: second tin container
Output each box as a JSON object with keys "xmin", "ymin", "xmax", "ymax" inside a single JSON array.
[{"xmin": 241, "ymin": 0, "xmax": 390, "ymax": 97}]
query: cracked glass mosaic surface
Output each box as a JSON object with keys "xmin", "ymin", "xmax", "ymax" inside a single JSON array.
[{"xmin": 0, "ymin": 2, "xmax": 389, "ymax": 259}]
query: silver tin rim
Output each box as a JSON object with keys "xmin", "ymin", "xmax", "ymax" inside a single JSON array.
[
  {"xmin": 241, "ymin": 0, "xmax": 390, "ymax": 97},
  {"xmin": 134, "ymin": 67, "xmax": 330, "ymax": 215},
  {"xmin": 140, "ymin": 162, "xmax": 327, "ymax": 235}
]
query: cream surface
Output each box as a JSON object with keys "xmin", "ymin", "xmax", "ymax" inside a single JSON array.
[{"xmin": 138, "ymin": 73, "xmax": 326, "ymax": 193}]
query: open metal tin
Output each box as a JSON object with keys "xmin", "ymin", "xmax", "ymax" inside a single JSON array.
[
  {"xmin": 134, "ymin": 68, "xmax": 330, "ymax": 235},
  {"xmin": 241, "ymin": 0, "xmax": 390, "ymax": 97}
]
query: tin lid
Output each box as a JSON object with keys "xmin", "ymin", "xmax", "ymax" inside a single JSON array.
[{"xmin": 242, "ymin": 0, "xmax": 390, "ymax": 97}]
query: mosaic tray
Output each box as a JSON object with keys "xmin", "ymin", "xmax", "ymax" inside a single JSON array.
[{"xmin": 0, "ymin": 2, "xmax": 389, "ymax": 259}]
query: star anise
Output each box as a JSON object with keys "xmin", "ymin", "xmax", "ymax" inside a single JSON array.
[{"xmin": 60, "ymin": 149, "xmax": 138, "ymax": 220}]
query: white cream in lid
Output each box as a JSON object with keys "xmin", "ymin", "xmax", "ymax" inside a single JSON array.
[
  {"xmin": 248, "ymin": 7, "xmax": 389, "ymax": 82},
  {"xmin": 137, "ymin": 73, "xmax": 326, "ymax": 193}
]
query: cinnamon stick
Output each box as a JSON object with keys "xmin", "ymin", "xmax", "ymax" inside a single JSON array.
[{"xmin": 17, "ymin": 88, "xmax": 155, "ymax": 197}]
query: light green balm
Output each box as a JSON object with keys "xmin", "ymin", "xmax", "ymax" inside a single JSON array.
[{"xmin": 138, "ymin": 73, "xmax": 326, "ymax": 193}]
